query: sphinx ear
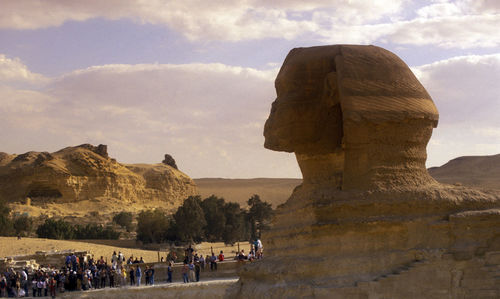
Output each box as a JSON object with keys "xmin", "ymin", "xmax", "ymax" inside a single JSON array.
[{"xmin": 324, "ymin": 72, "xmax": 340, "ymax": 107}]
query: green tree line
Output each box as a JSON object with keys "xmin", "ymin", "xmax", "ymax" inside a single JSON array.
[
  {"xmin": 136, "ymin": 194, "xmax": 273, "ymax": 245},
  {"xmin": 0, "ymin": 193, "xmax": 273, "ymax": 244}
]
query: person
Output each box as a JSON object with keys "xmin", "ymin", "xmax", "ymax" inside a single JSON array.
[
  {"xmin": 210, "ymin": 252, "xmax": 217, "ymax": 271},
  {"xmin": 238, "ymin": 249, "xmax": 246, "ymax": 262},
  {"xmin": 199, "ymin": 255, "xmax": 205, "ymax": 271},
  {"xmin": 248, "ymin": 249, "xmax": 255, "ymax": 261},
  {"xmin": 145, "ymin": 266, "xmax": 150, "ymax": 286},
  {"xmin": 37, "ymin": 278, "xmax": 44, "ymax": 297},
  {"xmin": 205, "ymin": 255, "xmax": 211, "ymax": 269},
  {"xmin": 21, "ymin": 268, "xmax": 28, "ymax": 297},
  {"xmin": 256, "ymin": 238, "xmax": 263, "ymax": 259},
  {"xmin": 135, "ymin": 266, "xmax": 142, "ymax": 286},
  {"xmin": 185, "ymin": 245, "xmax": 194, "ymax": 262},
  {"xmin": 218, "ymin": 250, "xmax": 224, "ymax": 262},
  {"xmin": 149, "ymin": 266, "xmax": 155, "ymax": 285},
  {"xmin": 100, "ymin": 268, "xmax": 106, "ymax": 289},
  {"xmin": 167, "ymin": 250, "xmax": 177, "ymax": 263},
  {"xmin": 111, "ymin": 251, "xmax": 118, "ymax": 269},
  {"xmin": 49, "ymin": 276, "xmax": 57, "ymax": 298},
  {"xmin": 188, "ymin": 261, "xmax": 195, "ymax": 282},
  {"xmin": 195, "ymin": 261, "xmax": 201, "ymax": 282},
  {"xmin": 121, "ymin": 266, "xmax": 127, "ymax": 287},
  {"xmin": 109, "ymin": 269, "xmax": 115, "ymax": 288},
  {"xmin": 182, "ymin": 262, "xmax": 189, "ymax": 283},
  {"xmin": 31, "ymin": 277, "xmax": 37, "ymax": 297},
  {"xmin": 0, "ymin": 274, "xmax": 6, "ymax": 297},
  {"xmin": 167, "ymin": 262, "xmax": 173, "ymax": 283},
  {"xmin": 139, "ymin": 257, "xmax": 145, "ymax": 263},
  {"xmin": 129, "ymin": 267, "xmax": 135, "ymax": 286}
]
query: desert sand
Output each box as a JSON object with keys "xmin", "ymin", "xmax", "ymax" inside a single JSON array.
[
  {"xmin": 0, "ymin": 237, "xmax": 242, "ymax": 262},
  {"xmin": 195, "ymin": 178, "xmax": 301, "ymax": 207}
]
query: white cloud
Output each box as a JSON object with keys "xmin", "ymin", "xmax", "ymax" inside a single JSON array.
[
  {"xmin": 416, "ymin": 2, "xmax": 461, "ymax": 18},
  {"xmin": 414, "ymin": 54, "xmax": 500, "ymax": 166},
  {"xmin": 2, "ymin": 0, "xmax": 500, "ymax": 49},
  {"xmin": 0, "ymin": 54, "xmax": 49, "ymax": 87},
  {"xmin": 386, "ymin": 14, "xmax": 500, "ymax": 48},
  {"xmin": 0, "ymin": 57, "xmax": 300, "ymax": 178},
  {"xmin": 0, "ymin": 0, "xmax": 401, "ymax": 41}
]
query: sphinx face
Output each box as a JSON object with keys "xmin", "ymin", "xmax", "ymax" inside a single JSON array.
[
  {"xmin": 263, "ymin": 50, "xmax": 343, "ymax": 155},
  {"xmin": 264, "ymin": 45, "xmax": 440, "ymax": 190}
]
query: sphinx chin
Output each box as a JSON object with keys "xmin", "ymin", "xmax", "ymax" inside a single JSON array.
[{"xmin": 227, "ymin": 45, "xmax": 500, "ymax": 299}]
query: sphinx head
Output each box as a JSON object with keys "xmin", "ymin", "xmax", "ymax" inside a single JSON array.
[{"xmin": 264, "ymin": 45, "xmax": 439, "ymax": 190}]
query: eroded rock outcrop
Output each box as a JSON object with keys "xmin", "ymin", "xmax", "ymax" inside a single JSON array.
[
  {"xmin": 0, "ymin": 144, "xmax": 198, "ymax": 209},
  {"xmin": 229, "ymin": 45, "xmax": 500, "ymax": 299},
  {"xmin": 162, "ymin": 154, "xmax": 178, "ymax": 169}
]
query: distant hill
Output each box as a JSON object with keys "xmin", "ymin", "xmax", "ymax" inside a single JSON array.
[
  {"xmin": 195, "ymin": 154, "xmax": 500, "ymax": 208},
  {"xmin": 194, "ymin": 178, "xmax": 302, "ymax": 207},
  {"xmin": 428, "ymin": 154, "xmax": 500, "ymax": 190}
]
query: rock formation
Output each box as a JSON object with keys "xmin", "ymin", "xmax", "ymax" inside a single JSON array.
[
  {"xmin": 0, "ymin": 144, "xmax": 198, "ymax": 213},
  {"xmin": 162, "ymin": 154, "xmax": 178, "ymax": 169},
  {"xmin": 229, "ymin": 45, "xmax": 500, "ymax": 298}
]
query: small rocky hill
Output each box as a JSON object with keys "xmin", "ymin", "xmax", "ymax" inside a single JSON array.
[
  {"xmin": 428, "ymin": 154, "xmax": 500, "ymax": 190},
  {"xmin": 0, "ymin": 144, "xmax": 198, "ymax": 219}
]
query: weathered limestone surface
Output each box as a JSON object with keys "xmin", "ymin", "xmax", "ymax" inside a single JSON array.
[
  {"xmin": 0, "ymin": 144, "xmax": 198, "ymax": 207},
  {"xmin": 59, "ymin": 279, "xmax": 237, "ymax": 299},
  {"xmin": 228, "ymin": 45, "xmax": 500, "ymax": 298}
]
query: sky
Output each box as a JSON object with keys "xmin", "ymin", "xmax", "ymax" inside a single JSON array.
[{"xmin": 0, "ymin": 0, "xmax": 499, "ymax": 179}]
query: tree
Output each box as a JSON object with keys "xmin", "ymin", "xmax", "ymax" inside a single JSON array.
[
  {"xmin": 113, "ymin": 211, "xmax": 134, "ymax": 232},
  {"xmin": 13, "ymin": 214, "xmax": 32, "ymax": 236},
  {"xmin": 223, "ymin": 202, "xmax": 246, "ymax": 245},
  {"xmin": 0, "ymin": 200, "xmax": 13, "ymax": 236},
  {"xmin": 74, "ymin": 223, "xmax": 120, "ymax": 240},
  {"xmin": 173, "ymin": 196, "xmax": 206, "ymax": 243},
  {"xmin": 201, "ymin": 195, "xmax": 226, "ymax": 241},
  {"xmin": 247, "ymin": 194, "xmax": 274, "ymax": 240},
  {"xmin": 36, "ymin": 218, "xmax": 75, "ymax": 240},
  {"xmin": 136, "ymin": 209, "xmax": 170, "ymax": 244}
]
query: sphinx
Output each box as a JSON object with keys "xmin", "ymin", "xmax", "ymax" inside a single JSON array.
[
  {"xmin": 228, "ymin": 45, "xmax": 500, "ymax": 298},
  {"xmin": 264, "ymin": 45, "xmax": 439, "ymax": 191}
]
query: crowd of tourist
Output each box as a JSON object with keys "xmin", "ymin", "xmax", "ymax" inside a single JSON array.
[{"xmin": 0, "ymin": 239, "xmax": 264, "ymax": 297}]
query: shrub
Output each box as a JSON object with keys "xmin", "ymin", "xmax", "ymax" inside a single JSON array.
[
  {"xmin": 74, "ymin": 223, "xmax": 120, "ymax": 239},
  {"xmin": 136, "ymin": 209, "xmax": 170, "ymax": 244},
  {"xmin": 13, "ymin": 214, "xmax": 32, "ymax": 236},
  {"xmin": 173, "ymin": 196, "xmax": 206, "ymax": 243},
  {"xmin": 0, "ymin": 200, "xmax": 13, "ymax": 236},
  {"xmin": 36, "ymin": 218, "xmax": 74, "ymax": 240},
  {"xmin": 113, "ymin": 211, "xmax": 134, "ymax": 232},
  {"xmin": 201, "ymin": 195, "xmax": 226, "ymax": 241},
  {"xmin": 36, "ymin": 218, "xmax": 120, "ymax": 240}
]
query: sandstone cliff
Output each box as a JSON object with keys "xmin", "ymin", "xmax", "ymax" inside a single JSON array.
[{"xmin": 0, "ymin": 144, "xmax": 198, "ymax": 218}]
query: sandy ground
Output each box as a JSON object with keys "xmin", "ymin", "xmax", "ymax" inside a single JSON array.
[
  {"xmin": 0, "ymin": 237, "xmax": 245, "ymax": 262},
  {"xmin": 194, "ymin": 178, "xmax": 301, "ymax": 207}
]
